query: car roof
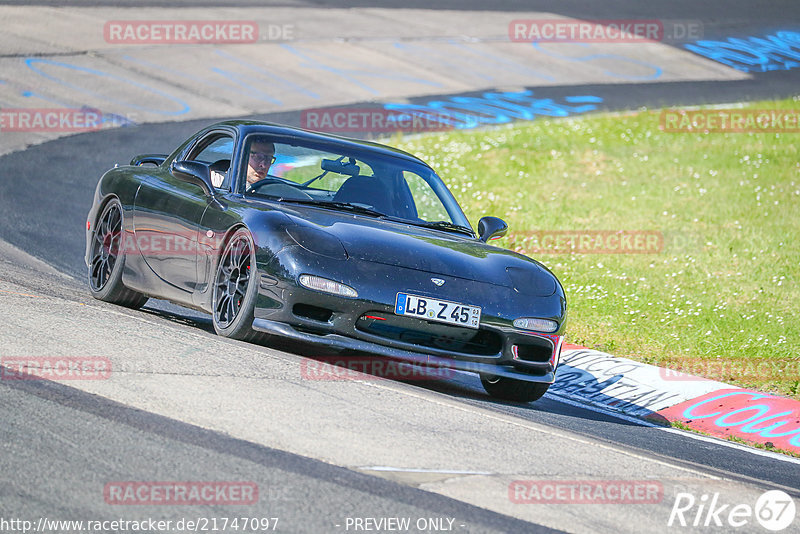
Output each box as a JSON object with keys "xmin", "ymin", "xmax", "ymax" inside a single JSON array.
[{"xmin": 211, "ymin": 120, "xmax": 431, "ymax": 168}]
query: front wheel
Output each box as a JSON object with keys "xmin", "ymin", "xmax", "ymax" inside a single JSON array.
[
  {"xmin": 480, "ymin": 375, "xmax": 550, "ymax": 403},
  {"xmin": 87, "ymin": 198, "xmax": 149, "ymax": 309},
  {"xmin": 212, "ymin": 228, "xmax": 263, "ymax": 342}
]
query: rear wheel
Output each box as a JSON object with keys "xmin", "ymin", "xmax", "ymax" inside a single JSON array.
[
  {"xmin": 212, "ymin": 228, "xmax": 263, "ymax": 342},
  {"xmin": 88, "ymin": 199, "xmax": 148, "ymax": 309},
  {"xmin": 480, "ymin": 375, "xmax": 550, "ymax": 403}
]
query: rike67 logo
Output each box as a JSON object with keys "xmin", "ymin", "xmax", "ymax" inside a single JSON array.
[{"xmin": 668, "ymin": 490, "xmax": 796, "ymax": 531}]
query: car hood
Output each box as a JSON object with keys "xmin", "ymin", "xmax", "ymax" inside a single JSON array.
[{"xmin": 279, "ymin": 204, "xmax": 557, "ymax": 294}]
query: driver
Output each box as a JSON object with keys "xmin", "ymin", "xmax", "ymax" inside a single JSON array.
[{"xmin": 246, "ymin": 138, "xmax": 276, "ymax": 187}]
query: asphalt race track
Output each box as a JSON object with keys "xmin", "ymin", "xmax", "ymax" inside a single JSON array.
[{"xmin": 1, "ymin": 1, "xmax": 799, "ymax": 533}]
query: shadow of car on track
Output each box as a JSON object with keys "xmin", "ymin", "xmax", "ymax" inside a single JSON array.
[{"xmin": 131, "ymin": 302, "xmax": 650, "ymax": 427}]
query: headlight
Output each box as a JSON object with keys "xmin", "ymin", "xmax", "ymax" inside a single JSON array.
[
  {"xmin": 513, "ymin": 317, "xmax": 559, "ymax": 333},
  {"xmin": 299, "ymin": 274, "xmax": 358, "ymax": 298}
]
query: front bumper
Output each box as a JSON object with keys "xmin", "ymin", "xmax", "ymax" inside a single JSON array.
[
  {"xmin": 251, "ymin": 317, "xmax": 557, "ymax": 384},
  {"xmin": 253, "ymin": 247, "xmax": 565, "ymax": 383}
]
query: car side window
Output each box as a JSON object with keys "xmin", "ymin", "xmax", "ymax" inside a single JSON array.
[{"xmin": 188, "ymin": 134, "xmax": 234, "ymax": 190}]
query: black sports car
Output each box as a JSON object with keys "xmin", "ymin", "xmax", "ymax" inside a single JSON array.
[{"xmin": 85, "ymin": 120, "xmax": 566, "ymax": 402}]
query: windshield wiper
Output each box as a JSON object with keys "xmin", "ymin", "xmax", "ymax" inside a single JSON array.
[
  {"xmin": 271, "ymin": 198, "xmax": 388, "ymax": 218},
  {"xmin": 413, "ymin": 220, "xmax": 474, "ymax": 236}
]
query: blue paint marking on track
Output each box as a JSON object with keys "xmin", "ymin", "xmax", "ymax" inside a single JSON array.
[
  {"xmin": 21, "ymin": 90, "xmax": 69, "ymax": 104},
  {"xmin": 10, "ymin": 89, "xmax": 136, "ymax": 127},
  {"xmin": 564, "ymin": 96, "xmax": 604, "ymax": 103},
  {"xmin": 209, "ymin": 67, "xmax": 283, "ymax": 106},
  {"xmin": 7, "ymin": 40, "xmax": 630, "ymax": 131},
  {"xmin": 383, "ymin": 90, "xmax": 603, "ymax": 130},
  {"xmin": 448, "ymin": 41, "xmax": 556, "ymax": 82},
  {"xmin": 123, "ymin": 53, "xmax": 282, "ymax": 106},
  {"xmin": 24, "ymin": 58, "xmax": 190, "ymax": 116},
  {"xmin": 392, "ymin": 42, "xmax": 496, "ymax": 83},
  {"xmin": 531, "ymin": 42, "xmax": 663, "ymax": 81},
  {"xmin": 685, "ymin": 30, "xmax": 800, "ymax": 73},
  {"xmin": 213, "ymin": 49, "xmax": 321, "ymax": 100},
  {"xmin": 392, "ymin": 41, "xmax": 555, "ymax": 83},
  {"xmin": 281, "ymin": 44, "xmax": 442, "ymax": 96}
]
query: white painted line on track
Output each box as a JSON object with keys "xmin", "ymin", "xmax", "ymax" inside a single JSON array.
[
  {"xmin": 355, "ymin": 379, "xmax": 719, "ymax": 479},
  {"xmin": 547, "ymin": 391, "xmax": 800, "ymax": 466},
  {"xmin": 360, "ymin": 467, "xmax": 493, "ymax": 475},
  {"xmin": 449, "ymin": 367, "xmax": 800, "ymax": 466}
]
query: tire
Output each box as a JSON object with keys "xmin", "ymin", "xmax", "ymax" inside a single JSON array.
[
  {"xmin": 212, "ymin": 227, "xmax": 263, "ymax": 342},
  {"xmin": 88, "ymin": 198, "xmax": 149, "ymax": 309},
  {"xmin": 480, "ymin": 375, "xmax": 550, "ymax": 403}
]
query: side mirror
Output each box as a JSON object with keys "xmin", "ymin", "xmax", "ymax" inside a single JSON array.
[
  {"xmin": 171, "ymin": 160, "xmax": 215, "ymax": 197},
  {"xmin": 478, "ymin": 216, "xmax": 508, "ymax": 243}
]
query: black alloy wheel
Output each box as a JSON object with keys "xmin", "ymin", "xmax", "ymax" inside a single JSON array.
[
  {"xmin": 87, "ymin": 199, "xmax": 148, "ymax": 308},
  {"xmin": 212, "ymin": 228, "xmax": 262, "ymax": 342}
]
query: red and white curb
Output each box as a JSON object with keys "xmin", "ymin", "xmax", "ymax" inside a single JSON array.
[{"xmin": 552, "ymin": 345, "xmax": 800, "ymax": 455}]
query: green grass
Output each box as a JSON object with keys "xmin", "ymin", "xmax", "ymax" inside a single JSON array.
[{"xmin": 392, "ymin": 98, "xmax": 800, "ymax": 399}]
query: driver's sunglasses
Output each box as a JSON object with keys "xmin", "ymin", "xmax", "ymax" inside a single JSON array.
[{"xmin": 250, "ymin": 153, "xmax": 276, "ymax": 165}]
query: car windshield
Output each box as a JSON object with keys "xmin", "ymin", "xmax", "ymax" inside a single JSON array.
[{"xmin": 241, "ymin": 136, "xmax": 473, "ymax": 234}]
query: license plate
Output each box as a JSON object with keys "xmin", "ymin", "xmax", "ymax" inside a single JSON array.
[{"xmin": 394, "ymin": 293, "xmax": 481, "ymax": 329}]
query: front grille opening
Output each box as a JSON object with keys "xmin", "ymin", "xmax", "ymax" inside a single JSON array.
[
  {"xmin": 356, "ymin": 312, "xmax": 502, "ymax": 356},
  {"xmin": 513, "ymin": 343, "xmax": 552, "ymax": 363},
  {"xmin": 293, "ymin": 303, "xmax": 333, "ymax": 323}
]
